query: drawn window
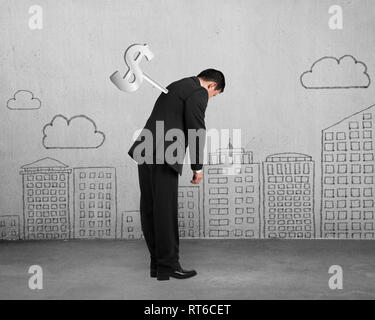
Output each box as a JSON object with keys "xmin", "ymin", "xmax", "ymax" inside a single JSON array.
[
  {"xmin": 363, "ymin": 113, "xmax": 372, "ymax": 120},
  {"xmin": 350, "ymin": 153, "xmax": 360, "ymax": 162},
  {"xmin": 325, "ymin": 165, "xmax": 334, "ymax": 174},
  {"xmin": 362, "ymin": 121, "xmax": 372, "ymax": 129},
  {"xmin": 363, "ymin": 142, "xmax": 373, "ymax": 151},
  {"xmin": 294, "ymin": 163, "xmax": 301, "ymax": 174},
  {"xmin": 218, "ymin": 187, "xmax": 228, "ymax": 194},
  {"xmin": 80, "ymin": 172, "xmax": 86, "ymax": 179},
  {"xmin": 324, "ymin": 132, "xmax": 334, "ymax": 141},
  {"xmin": 246, "ymin": 197, "xmax": 253, "ymax": 204},
  {"xmin": 276, "ymin": 164, "xmax": 283, "ymax": 175},
  {"xmin": 247, "ymin": 208, "xmax": 254, "ymax": 214},
  {"xmin": 350, "ymin": 142, "xmax": 360, "ymax": 151},
  {"xmin": 338, "ymin": 165, "xmax": 347, "ymax": 174},
  {"xmin": 349, "ymin": 121, "xmax": 359, "ymax": 129},
  {"xmin": 349, "ymin": 131, "xmax": 359, "ymax": 139},
  {"xmin": 285, "ymin": 176, "xmax": 292, "ymax": 183},
  {"xmin": 89, "ymin": 172, "xmax": 95, "ymax": 178},
  {"xmin": 235, "ymin": 218, "xmax": 243, "ymax": 224},
  {"xmin": 337, "ymin": 142, "xmax": 347, "ymax": 151},
  {"xmin": 350, "ymin": 188, "xmax": 360, "ymax": 197},
  {"xmin": 246, "ymin": 186, "xmax": 254, "ymax": 193},
  {"xmin": 235, "ymin": 197, "xmax": 243, "ymax": 204},
  {"xmin": 363, "ymin": 153, "xmax": 374, "ymax": 161},
  {"xmin": 244, "ymin": 167, "xmax": 253, "ymax": 173},
  {"xmin": 350, "ymin": 200, "xmax": 361, "ymax": 208},
  {"xmin": 363, "ymin": 212, "xmax": 373, "ymax": 221},
  {"xmin": 235, "ymin": 208, "xmax": 244, "ymax": 215},
  {"xmin": 268, "ymin": 176, "xmax": 276, "ymax": 183},
  {"xmin": 209, "ymin": 188, "xmax": 219, "ymax": 195},
  {"xmin": 303, "ymin": 163, "xmax": 309, "ymax": 174},
  {"xmin": 337, "ymin": 188, "xmax": 347, "ymax": 198},
  {"xmin": 235, "ymin": 186, "xmax": 243, "ymax": 193},
  {"xmin": 245, "ymin": 176, "xmax": 253, "ymax": 183},
  {"xmin": 363, "ymin": 188, "xmax": 373, "ymax": 197},
  {"xmin": 324, "ymin": 154, "xmax": 334, "ymax": 162},
  {"xmin": 324, "ymin": 189, "xmax": 334, "ymax": 198},
  {"xmin": 337, "ymin": 176, "xmax": 348, "ymax": 185},
  {"xmin": 351, "ymin": 176, "xmax": 361, "ymax": 184},
  {"xmin": 364, "ymin": 176, "xmax": 373, "ymax": 184},
  {"xmin": 337, "ymin": 200, "xmax": 346, "ymax": 208},
  {"xmin": 363, "ymin": 130, "xmax": 372, "ymax": 139},
  {"xmin": 336, "ymin": 153, "xmax": 346, "ymax": 162},
  {"xmin": 324, "ymin": 143, "xmax": 334, "ymax": 152},
  {"xmin": 351, "ymin": 164, "xmax": 361, "ymax": 174},
  {"xmin": 364, "ymin": 165, "xmax": 374, "ymax": 173},
  {"xmin": 336, "ymin": 132, "xmax": 346, "ymax": 140}
]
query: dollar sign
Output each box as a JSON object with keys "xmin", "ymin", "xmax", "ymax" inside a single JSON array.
[{"xmin": 110, "ymin": 44, "xmax": 154, "ymax": 93}]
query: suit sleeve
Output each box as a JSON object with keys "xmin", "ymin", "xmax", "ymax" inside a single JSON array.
[{"xmin": 184, "ymin": 88, "xmax": 208, "ymax": 171}]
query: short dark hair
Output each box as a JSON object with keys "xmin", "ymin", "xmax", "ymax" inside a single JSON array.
[{"xmin": 197, "ymin": 69, "xmax": 225, "ymax": 93}]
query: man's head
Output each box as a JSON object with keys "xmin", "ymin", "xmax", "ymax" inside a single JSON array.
[{"xmin": 197, "ymin": 69, "xmax": 225, "ymax": 99}]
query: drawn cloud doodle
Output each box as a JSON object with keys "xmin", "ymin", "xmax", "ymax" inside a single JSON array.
[
  {"xmin": 42, "ymin": 114, "xmax": 105, "ymax": 149},
  {"xmin": 7, "ymin": 90, "xmax": 41, "ymax": 110},
  {"xmin": 300, "ymin": 55, "xmax": 371, "ymax": 89}
]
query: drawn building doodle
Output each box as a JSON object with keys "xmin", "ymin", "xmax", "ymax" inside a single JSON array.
[
  {"xmin": 204, "ymin": 147, "xmax": 261, "ymax": 239},
  {"xmin": 19, "ymin": 157, "xmax": 72, "ymax": 240},
  {"xmin": 321, "ymin": 104, "xmax": 375, "ymax": 239},
  {"xmin": 73, "ymin": 167, "xmax": 118, "ymax": 239},
  {"xmin": 263, "ymin": 153, "xmax": 315, "ymax": 239}
]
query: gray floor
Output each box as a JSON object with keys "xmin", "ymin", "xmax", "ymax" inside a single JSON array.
[{"xmin": 0, "ymin": 239, "xmax": 374, "ymax": 299}]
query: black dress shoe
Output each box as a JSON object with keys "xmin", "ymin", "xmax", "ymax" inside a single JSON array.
[
  {"xmin": 156, "ymin": 267, "xmax": 197, "ymax": 281},
  {"xmin": 150, "ymin": 269, "xmax": 157, "ymax": 278}
]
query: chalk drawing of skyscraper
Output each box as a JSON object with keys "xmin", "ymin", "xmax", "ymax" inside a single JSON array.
[
  {"xmin": 321, "ymin": 105, "xmax": 374, "ymax": 239},
  {"xmin": 263, "ymin": 153, "xmax": 315, "ymax": 239},
  {"xmin": 73, "ymin": 167, "xmax": 117, "ymax": 239},
  {"xmin": 19, "ymin": 157, "xmax": 72, "ymax": 240},
  {"xmin": 203, "ymin": 147, "xmax": 261, "ymax": 238}
]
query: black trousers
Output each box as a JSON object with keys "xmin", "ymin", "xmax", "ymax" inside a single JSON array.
[{"xmin": 137, "ymin": 163, "xmax": 180, "ymax": 272}]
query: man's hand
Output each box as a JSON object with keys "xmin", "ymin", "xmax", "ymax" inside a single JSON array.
[{"xmin": 191, "ymin": 170, "xmax": 203, "ymax": 184}]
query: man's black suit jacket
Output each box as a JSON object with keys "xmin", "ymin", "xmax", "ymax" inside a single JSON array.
[{"xmin": 128, "ymin": 76, "xmax": 208, "ymax": 175}]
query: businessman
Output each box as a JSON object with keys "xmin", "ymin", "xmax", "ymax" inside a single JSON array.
[{"xmin": 128, "ymin": 69, "xmax": 225, "ymax": 280}]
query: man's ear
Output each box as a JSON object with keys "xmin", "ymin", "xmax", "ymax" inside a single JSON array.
[{"xmin": 208, "ymin": 82, "xmax": 217, "ymax": 90}]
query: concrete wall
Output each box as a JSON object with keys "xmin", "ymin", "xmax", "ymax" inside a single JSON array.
[{"xmin": 1, "ymin": 0, "xmax": 374, "ymax": 240}]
